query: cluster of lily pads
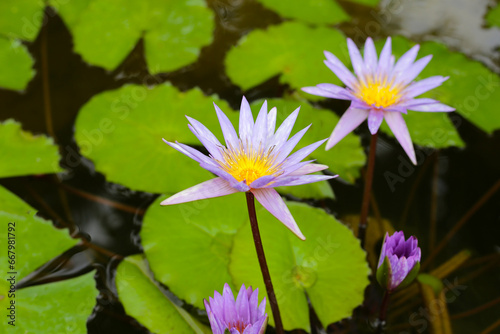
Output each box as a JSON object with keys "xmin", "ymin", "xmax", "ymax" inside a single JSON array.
[{"xmin": 1, "ymin": 0, "xmax": 500, "ymax": 333}]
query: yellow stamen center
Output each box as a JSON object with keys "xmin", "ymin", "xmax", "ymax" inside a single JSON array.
[
  {"xmin": 355, "ymin": 77, "xmax": 402, "ymax": 108},
  {"xmin": 217, "ymin": 141, "xmax": 281, "ymax": 185}
]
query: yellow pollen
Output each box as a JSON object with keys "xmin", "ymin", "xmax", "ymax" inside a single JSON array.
[
  {"xmin": 217, "ymin": 141, "xmax": 281, "ymax": 186},
  {"xmin": 355, "ymin": 78, "xmax": 402, "ymax": 108}
]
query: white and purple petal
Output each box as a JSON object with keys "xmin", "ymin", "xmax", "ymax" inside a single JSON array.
[
  {"xmin": 251, "ymin": 188, "xmax": 305, "ymax": 240},
  {"xmin": 384, "ymin": 111, "xmax": 416, "ymax": 165},
  {"xmin": 323, "ymin": 50, "xmax": 358, "ymax": 89},
  {"xmin": 239, "ymin": 96, "xmax": 254, "ymax": 146},
  {"xmin": 325, "ymin": 107, "xmax": 368, "ymax": 150},
  {"xmin": 269, "ymin": 174, "xmax": 335, "ymax": 188},
  {"xmin": 160, "ymin": 178, "xmax": 239, "ymax": 206},
  {"xmin": 268, "ymin": 107, "xmax": 300, "ymax": 151},
  {"xmin": 367, "ymin": 109, "xmax": 384, "ymax": 134},
  {"xmin": 214, "ymin": 102, "xmax": 239, "ymax": 148},
  {"xmin": 287, "ymin": 163, "xmax": 329, "ymax": 176},
  {"xmin": 253, "ymin": 100, "xmax": 269, "ymax": 147}
]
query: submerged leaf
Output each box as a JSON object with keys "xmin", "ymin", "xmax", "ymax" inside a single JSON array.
[
  {"xmin": 116, "ymin": 255, "xmax": 210, "ymax": 333},
  {"xmin": 74, "ymin": 83, "xmax": 238, "ymax": 194},
  {"xmin": 226, "ymin": 22, "xmax": 349, "ymax": 95},
  {"xmin": 0, "ymin": 119, "xmax": 62, "ymax": 177},
  {"xmin": 0, "ymin": 38, "xmax": 35, "ymax": 91},
  {"xmin": 256, "ymin": 0, "xmax": 350, "ymax": 25}
]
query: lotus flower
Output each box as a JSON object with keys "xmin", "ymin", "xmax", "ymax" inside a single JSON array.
[
  {"xmin": 161, "ymin": 97, "xmax": 336, "ymax": 240},
  {"xmin": 204, "ymin": 283, "xmax": 268, "ymax": 334},
  {"xmin": 376, "ymin": 231, "xmax": 421, "ymax": 291},
  {"xmin": 302, "ymin": 37, "xmax": 454, "ymax": 164}
]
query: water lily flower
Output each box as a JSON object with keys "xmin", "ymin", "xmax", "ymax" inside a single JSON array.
[
  {"xmin": 376, "ymin": 231, "xmax": 421, "ymax": 291},
  {"xmin": 161, "ymin": 97, "xmax": 336, "ymax": 240},
  {"xmin": 204, "ymin": 283, "xmax": 268, "ymax": 334},
  {"xmin": 302, "ymin": 37, "xmax": 454, "ymax": 164}
]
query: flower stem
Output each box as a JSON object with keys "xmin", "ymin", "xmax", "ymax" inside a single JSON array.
[
  {"xmin": 358, "ymin": 132, "xmax": 378, "ymax": 249},
  {"xmin": 245, "ymin": 192, "xmax": 284, "ymax": 334},
  {"xmin": 377, "ymin": 290, "xmax": 391, "ymax": 333}
]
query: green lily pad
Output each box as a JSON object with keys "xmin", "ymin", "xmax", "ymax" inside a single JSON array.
[
  {"xmin": 0, "ymin": 0, "xmax": 44, "ymax": 41},
  {"xmin": 74, "ymin": 83, "xmax": 239, "ymax": 194},
  {"xmin": 0, "ymin": 272, "xmax": 97, "ymax": 333},
  {"xmin": 116, "ymin": 255, "xmax": 210, "ymax": 334},
  {"xmin": 251, "ymin": 98, "xmax": 366, "ymax": 183},
  {"xmin": 54, "ymin": 0, "xmax": 214, "ymax": 73},
  {"xmin": 0, "ymin": 119, "xmax": 62, "ymax": 178},
  {"xmin": 486, "ymin": 4, "xmax": 500, "ymax": 27},
  {"xmin": 225, "ymin": 22, "xmax": 349, "ymax": 94},
  {"xmin": 0, "ymin": 185, "xmax": 77, "ymax": 280},
  {"xmin": 344, "ymin": 0, "xmax": 380, "ymax": 6},
  {"xmin": 229, "ymin": 201, "xmax": 370, "ymax": 331},
  {"xmin": 276, "ymin": 173, "xmax": 334, "ymax": 200},
  {"xmin": 256, "ymin": 0, "xmax": 349, "ymax": 25},
  {"xmin": 141, "ymin": 194, "xmax": 248, "ymax": 310},
  {"xmin": 377, "ymin": 36, "xmax": 500, "ymax": 135},
  {"xmin": 0, "ymin": 37, "xmax": 35, "ymax": 91}
]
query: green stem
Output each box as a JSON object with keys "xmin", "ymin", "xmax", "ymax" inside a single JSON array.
[{"xmin": 245, "ymin": 192, "xmax": 284, "ymax": 334}]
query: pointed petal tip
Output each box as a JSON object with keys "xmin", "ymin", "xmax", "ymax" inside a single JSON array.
[{"xmin": 160, "ymin": 198, "xmax": 171, "ymax": 206}]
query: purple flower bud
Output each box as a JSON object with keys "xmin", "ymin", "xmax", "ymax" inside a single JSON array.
[
  {"xmin": 204, "ymin": 283, "xmax": 268, "ymax": 334},
  {"xmin": 376, "ymin": 231, "xmax": 421, "ymax": 291}
]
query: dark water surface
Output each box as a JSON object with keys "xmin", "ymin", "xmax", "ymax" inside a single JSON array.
[{"xmin": 0, "ymin": 0, "xmax": 499, "ymax": 333}]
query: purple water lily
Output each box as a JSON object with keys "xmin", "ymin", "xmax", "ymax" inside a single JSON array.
[
  {"xmin": 377, "ymin": 231, "xmax": 421, "ymax": 291},
  {"xmin": 302, "ymin": 37, "xmax": 454, "ymax": 164},
  {"xmin": 161, "ymin": 96, "xmax": 336, "ymax": 240},
  {"xmin": 204, "ymin": 283, "xmax": 268, "ymax": 334}
]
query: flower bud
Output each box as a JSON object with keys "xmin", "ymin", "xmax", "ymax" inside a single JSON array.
[{"xmin": 376, "ymin": 231, "xmax": 421, "ymax": 291}]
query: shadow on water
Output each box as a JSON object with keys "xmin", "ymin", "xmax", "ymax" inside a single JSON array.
[{"xmin": 0, "ymin": 0, "xmax": 499, "ymax": 333}]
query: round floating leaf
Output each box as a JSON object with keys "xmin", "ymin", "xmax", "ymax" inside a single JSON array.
[
  {"xmin": 276, "ymin": 173, "xmax": 334, "ymax": 200},
  {"xmin": 0, "ymin": 272, "xmax": 97, "ymax": 333},
  {"xmin": 116, "ymin": 255, "xmax": 210, "ymax": 334},
  {"xmin": 141, "ymin": 194, "xmax": 248, "ymax": 309},
  {"xmin": 144, "ymin": 0, "xmax": 215, "ymax": 74},
  {"xmin": 0, "ymin": 119, "xmax": 62, "ymax": 178},
  {"xmin": 251, "ymin": 98, "xmax": 366, "ymax": 183},
  {"xmin": 229, "ymin": 201, "xmax": 370, "ymax": 331},
  {"xmin": 343, "ymin": 0, "xmax": 380, "ymax": 6},
  {"xmin": 0, "ymin": 0, "xmax": 44, "ymax": 41},
  {"xmin": 486, "ymin": 4, "xmax": 500, "ymax": 27},
  {"xmin": 0, "ymin": 185, "xmax": 77, "ymax": 280},
  {"xmin": 256, "ymin": 0, "xmax": 349, "ymax": 25},
  {"xmin": 74, "ymin": 83, "xmax": 238, "ymax": 194},
  {"xmin": 377, "ymin": 36, "xmax": 500, "ymax": 135},
  {"xmin": 225, "ymin": 22, "xmax": 349, "ymax": 94},
  {"xmin": 55, "ymin": 0, "xmax": 214, "ymax": 73},
  {"xmin": 0, "ymin": 37, "xmax": 35, "ymax": 90}
]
